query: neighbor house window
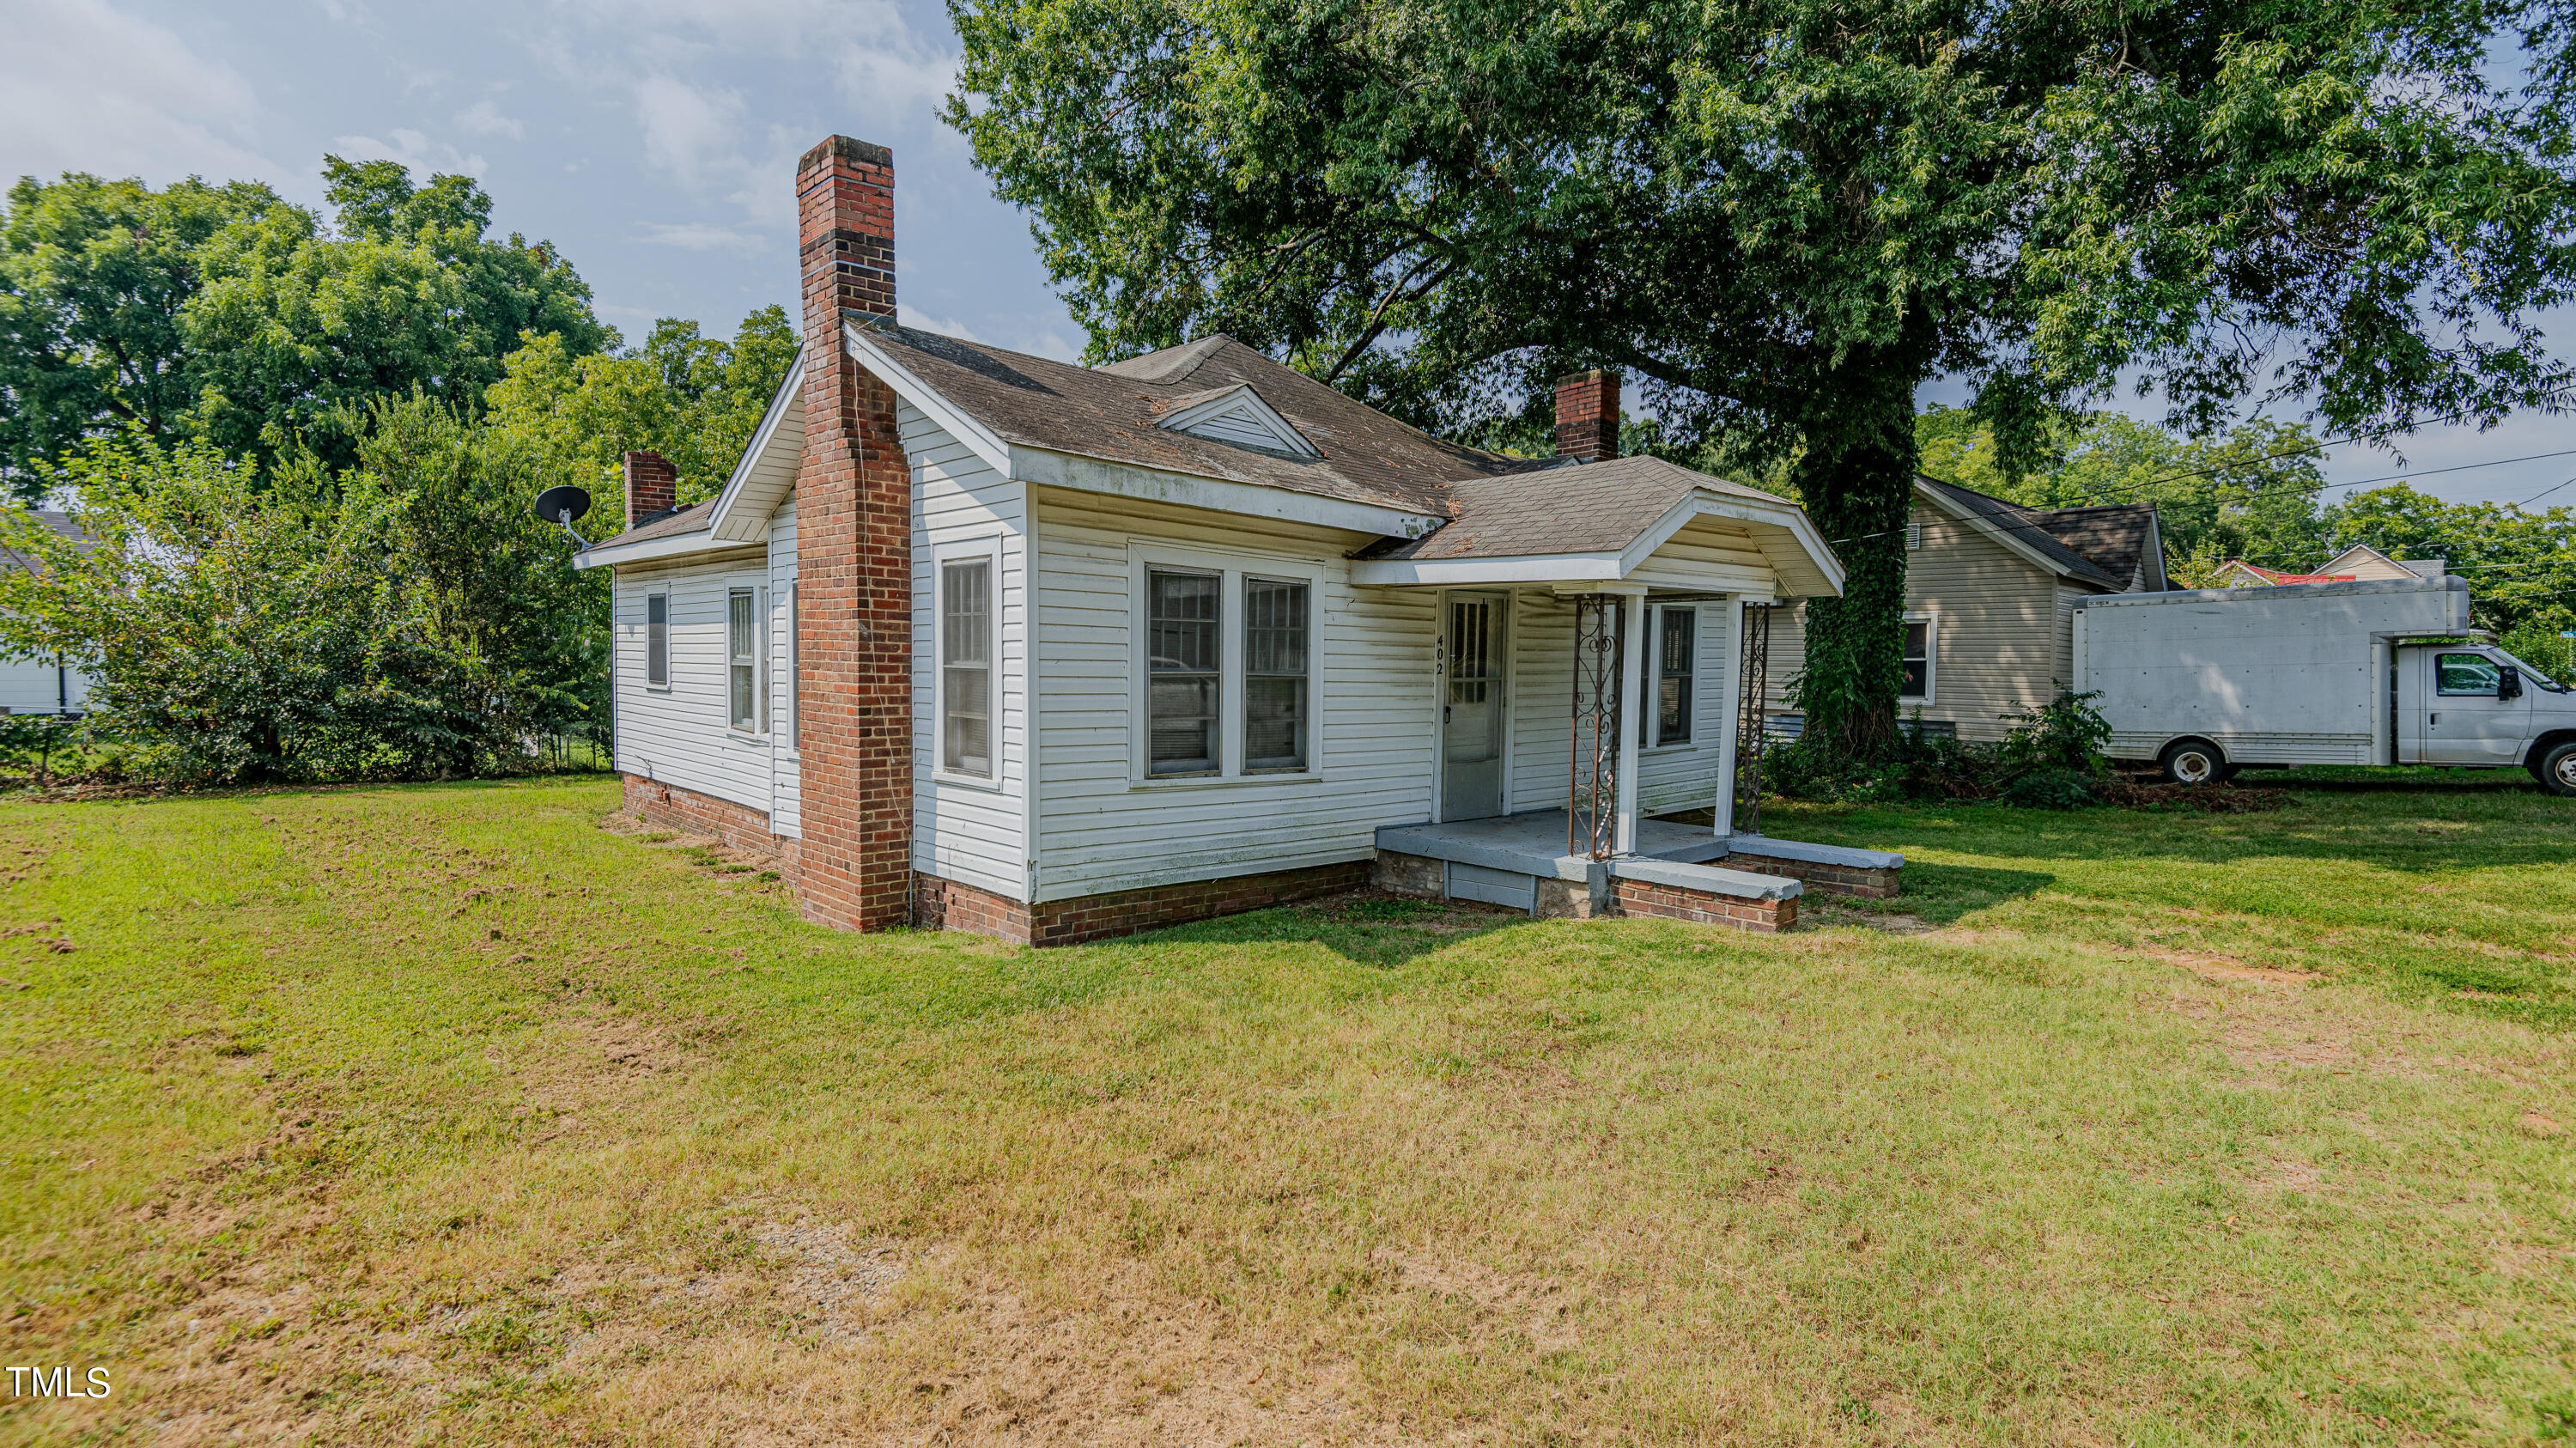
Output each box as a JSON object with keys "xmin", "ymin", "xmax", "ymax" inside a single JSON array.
[
  {"xmin": 1655, "ymin": 605, "xmax": 1694, "ymax": 746},
  {"xmin": 646, "ymin": 588, "xmax": 669, "ymax": 689},
  {"xmin": 940, "ymin": 558, "xmax": 993, "ymax": 776},
  {"xmin": 727, "ymin": 587, "xmax": 762, "ymax": 732},
  {"xmin": 1243, "ymin": 577, "xmax": 1309, "ymax": 770},
  {"xmin": 1900, "ymin": 615, "xmax": 1934, "ymax": 702},
  {"xmin": 1146, "ymin": 567, "xmax": 1220, "ymax": 774}
]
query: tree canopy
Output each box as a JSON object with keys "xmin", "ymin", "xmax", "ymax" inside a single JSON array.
[
  {"xmin": 950, "ymin": 0, "xmax": 2576, "ymax": 749},
  {"xmin": 0, "ymin": 156, "xmax": 606, "ymax": 496}
]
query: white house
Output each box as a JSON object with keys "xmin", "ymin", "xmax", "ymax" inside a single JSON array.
[
  {"xmin": 0, "ymin": 511, "xmax": 92, "ymax": 715},
  {"xmin": 573, "ymin": 136, "xmax": 1897, "ymax": 944}
]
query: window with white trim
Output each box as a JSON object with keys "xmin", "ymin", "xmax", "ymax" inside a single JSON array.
[
  {"xmin": 1146, "ymin": 567, "xmax": 1221, "ymax": 775},
  {"xmin": 1654, "ymin": 605, "xmax": 1694, "ymax": 745},
  {"xmin": 1242, "ymin": 576, "xmax": 1309, "ymax": 771},
  {"xmin": 727, "ymin": 587, "xmax": 762, "ymax": 732},
  {"xmin": 645, "ymin": 587, "xmax": 669, "ymax": 689},
  {"xmin": 1900, "ymin": 614, "xmax": 1934, "ymax": 702},
  {"xmin": 939, "ymin": 558, "xmax": 993, "ymax": 776}
]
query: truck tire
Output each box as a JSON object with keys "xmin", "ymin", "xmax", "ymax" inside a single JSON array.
[
  {"xmin": 2160, "ymin": 739, "xmax": 2227, "ymax": 786},
  {"xmin": 2538, "ymin": 741, "xmax": 2576, "ymax": 798}
]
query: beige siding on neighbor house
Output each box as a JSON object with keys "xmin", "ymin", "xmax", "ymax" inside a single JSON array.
[{"xmin": 1762, "ymin": 500, "xmax": 2088, "ymax": 742}]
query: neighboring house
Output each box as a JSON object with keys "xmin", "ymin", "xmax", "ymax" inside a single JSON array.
[
  {"xmin": 2211, "ymin": 544, "xmax": 2444, "ymax": 589},
  {"xmin": 0, "ymin": 511, "xmax": 92, "ymax": 716},
  {"xmin": 1761, "ymin": 478, "xmax": 2165, "ymax": 741},
  {"xmin": 573, "ymin": 135, "xmax": 1889, "ymax": 946}
]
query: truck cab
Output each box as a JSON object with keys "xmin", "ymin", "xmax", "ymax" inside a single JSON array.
[{"xmin": 2395, "ymin": 642, "xmax": 2576, "ymax": 782}]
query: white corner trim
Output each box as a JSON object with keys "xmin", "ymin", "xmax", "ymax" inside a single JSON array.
[
  {"xmin": 705, "ymin": 351, "xmax": 807, "ymax": 542},
  {"xmin": 842, "ymin": 319, "xmax": 1016, "ymax": 478},
  {"xmin": 1015, "ymin": 447, "xmax": 1438, "ymax": 539},
  {"xmin": 1156, "ymin": 383, "xmax": 1321, "ymax": 458}
]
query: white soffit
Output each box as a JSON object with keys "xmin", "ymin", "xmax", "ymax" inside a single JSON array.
[
  {"xmin": 706, "ymin": 352, "xmax": 808, "ymax": 543},
  {"xmin": 1155, "ymin": 383, "xmax": 1322, "ymax": 459}
]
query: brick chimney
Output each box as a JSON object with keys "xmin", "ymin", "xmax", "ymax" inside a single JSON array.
[
  {"xmin": 622, "ymin": 450, "xmax": 677, "ymax": 528},
  {"xmin": 1554, "ymin": 369, "xmax": 1620, "ymax": 463},
  {"xmin": 792, "ymin": 136, "xmax": 913, "ymax": 933}
]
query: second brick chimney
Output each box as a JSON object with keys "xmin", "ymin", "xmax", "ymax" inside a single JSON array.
[
  {"xmin": 622, "ymin": 450, "xmax": 677, "ymax": 528},
  {"xmin": 792, "ymin": 135, "xmax": 913, "ymax": 934},
  {"xmin": 1553, "ymin": 369, "xmax": 1621, "ymax": 463}
]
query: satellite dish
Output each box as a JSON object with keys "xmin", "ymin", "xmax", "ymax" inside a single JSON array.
[{"xmin": 535, "ymin": 485, "xmax": 592, "ymax": 526}]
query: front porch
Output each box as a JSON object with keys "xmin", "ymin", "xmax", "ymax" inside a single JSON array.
[{"xmin": 1371, "ymin": 809, "xmax": 1902, "ymax": 933}]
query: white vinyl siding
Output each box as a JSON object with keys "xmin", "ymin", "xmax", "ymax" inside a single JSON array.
[
  {"xmin": 1032, "ymin": 485, "xmax": 1435, "ymax": 903},
  {"xmin": 612, "ymin": 549, "xmax": 776, "ymax": 813},
  {"xmin": 906, "ymin": 403, "xmax": 1029, "ymax": 901},
  {"xmin": 1505, "ymin": 596, "xmax": 1735, "ymax": 819}
]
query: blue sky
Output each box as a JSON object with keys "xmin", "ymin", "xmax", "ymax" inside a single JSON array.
[{"xmin": 3, "ymin": 0, "xmax": 2568, "ymax": 512}]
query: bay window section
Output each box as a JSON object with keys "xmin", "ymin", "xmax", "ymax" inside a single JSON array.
[
  {"xmin": 1146, "ymin": 568, "xmax": 1220, "ymax": 775},
  {"xmin": 1242, "ymin": 577, "xmax": 1309, "ymax": 771},
  {"xmin": 940, "ymin": 558, "xmax": 993, "ymax": 777}
]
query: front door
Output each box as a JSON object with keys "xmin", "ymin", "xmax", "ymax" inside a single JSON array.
[
  {"xmin": 1443, "ymin": 593, "xmax": 1508, "ymax": 820},
  {"xmin": 2422, "ymin": 648, "xmax": 2531, "ymax": 765}
]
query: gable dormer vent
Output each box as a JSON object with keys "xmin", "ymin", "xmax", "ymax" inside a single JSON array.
[{"xmin": 1156, "ymin": 384, "xmax": 1321, "ymax": 459}]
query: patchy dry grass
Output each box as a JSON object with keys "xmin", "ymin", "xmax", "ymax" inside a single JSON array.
[{"xmin": 4, "ymin": 778, "xmax": 2574, "ymax": 1445}]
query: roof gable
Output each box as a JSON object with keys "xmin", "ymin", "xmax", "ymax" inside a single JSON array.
[{"xmin": 1154, "ymin": 383, "xmax": 1320, "ymax": 459}]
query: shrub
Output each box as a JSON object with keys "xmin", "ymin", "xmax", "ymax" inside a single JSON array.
[
  {"xmin": 2000, "ymin": 767, "xmax": 2099, "ymax": 810},
  {"xmin": 1999, "ymin": 687, "xmax": 2113, "ymax": 776}
]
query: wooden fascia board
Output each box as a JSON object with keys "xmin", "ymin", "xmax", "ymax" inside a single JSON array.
[
  {"xmin": 705, "ymin": 351, "xmax": 808, "ymax": 543},
  {"xmin": 1352, "ymin": 553, "xmax": 1626, "ymax": 586},
  {"xmin": 1014, "ymin": 447, "xmax": 1440, "ymax": 538},
  {"xmin": 572, "ymin": 529, "xmax": 746, "ymax": 570}
]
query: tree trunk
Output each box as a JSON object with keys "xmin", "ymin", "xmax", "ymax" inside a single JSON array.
[{"xmin": 1789, "ymin": 362, "xmax": 1920, "ymax": 759}]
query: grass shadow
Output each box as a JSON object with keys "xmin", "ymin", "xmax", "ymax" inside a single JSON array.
[{"xmin": 1116, "ymin": 891, "xmax": 1529, "ymax": 966}]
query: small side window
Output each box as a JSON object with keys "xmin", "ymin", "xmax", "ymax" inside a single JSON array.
[
  {"xmin": 940, "ymin": 558, "xmax": 993, "ymax": 777},
  {"xmin": 646, "ymin": 589, "xmax": 669, "ymax": 689},
  {"xmin": 2436, "ymin": 652, "xmax": 2501, "ymax": 697},
  {"xmin": 727, "ymin": 587, "xmax": 761, "ymax": 732},
  {"xmin": 1899, "ymin": 618, "xmax": 1933, "ymax": 702},
  {"xmin": 1655, "ymin": 605, "xmax": 1694, "ymax": 745}
]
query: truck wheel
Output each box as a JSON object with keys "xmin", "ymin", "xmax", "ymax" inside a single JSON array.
[
  {"xmin": 2160, "ymin": 739, "xmax": 2227, "ymax": 786},
  {"xmin": 2539, "ymin": 741, "xmax": 2576, "ymax": 798}
]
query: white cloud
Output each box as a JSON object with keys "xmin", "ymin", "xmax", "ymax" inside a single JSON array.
[
  {"xmin": 638, "ymin": 221, "xmax": 764, "ymax": 252},
  {"xmin": 631, "ymin": 74, "xmax": 744, "ymax": 192},
  {"xmin": 0, "ymin": 0, "xmax": 282, "ymax": 186},
  {"xmin": 454, "ymin": 100, "xmax": 524, "ymax": 140},
  {"xmin": 331, "ymin": 128, "xmax": 488, "ymax": 178}
]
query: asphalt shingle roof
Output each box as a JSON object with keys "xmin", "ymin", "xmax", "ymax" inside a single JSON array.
[
  {"xmin": 1367, "ymin": 455, "xmax": 1788, "ymax": 561},
  {"xmin": 1919, "ymin": 478, "xmax": 2160, "ymax": 591}
]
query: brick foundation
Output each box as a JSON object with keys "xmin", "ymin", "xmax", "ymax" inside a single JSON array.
[
  {"xmin": 1609, "ymin": 876, "xmax": 1796, "ymax": 933},
  {"xmin": 1722, "ymin": 851, "xmax": 1899, "ymax": 900},
  {"xmin": 916, "ymin": 861, "xmax": 1370, "ymax": 947},
  {"xmin": 623, "ymin": 775, "xmax": 795, "ymax": 869}
]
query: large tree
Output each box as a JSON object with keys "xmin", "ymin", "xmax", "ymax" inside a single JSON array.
[
  {"xmin": 0, "ymin": 156, "xmax": 605, "ymax": 495},
  {"xmin": 948, "ymin": 0, "xmax": 2576, "ymax": 750}
]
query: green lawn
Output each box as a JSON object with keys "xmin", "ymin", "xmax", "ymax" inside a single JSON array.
[{"xmin": 3, "ymin": 776, "xmax": 2572, "ymax": 1445}]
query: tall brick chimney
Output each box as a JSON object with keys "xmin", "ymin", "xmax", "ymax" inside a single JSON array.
[
  {"xmin": 1553, "ymin": 369, "xmax": 1620, "ymax": 463},
  {"xmin": 793, "ymin": 136, "xmax": 912, "ymax": 932},
  {"xmin": 622, "ymin": 450, "xmax": 677, "ymax": 528}
]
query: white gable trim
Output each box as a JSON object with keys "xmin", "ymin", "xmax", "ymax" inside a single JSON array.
[
  {"xmin": 705, "ymin": 351, "xmax": 808, "ymax": 543},
  {"xmin": 1013, "ymin": 447, "xmax": 1439, "ymax": 538},
  {"xmin": 1914, "ymin": 478, "xmax": 2096, "ymax": 584},
  {"xmin": 843, "ymin": 319, "xmax": 1016, "ymax": 478},
  {"xmin": 1156, "ymin": 383, "xmax": 1321, "ymax": 458},
  {"xmin": 1619, "ymin": 490, "xmax": 1844, "ymax": 596}
]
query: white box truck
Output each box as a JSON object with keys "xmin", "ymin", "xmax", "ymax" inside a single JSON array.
[{"xmin": 2072, "ymin": 576, "xmax": 2576, "ymax": 795}]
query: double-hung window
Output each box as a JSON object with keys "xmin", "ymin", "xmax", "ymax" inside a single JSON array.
[
  {"xmin": 940, "ymin": 558, "xmax": 993, "ymax": 776},
  {"xmin": 1900, "ymin": 614, "xmax": 1935, "ymax": 703},
  {"xmin": 1146, "ymin": 568, "xmax": 1221, "ymax": 775},
  {"xmin": 727, "ymin": 587, "xmax": 763, "ymax": 733},
  {"xmin": 645, "ymin": 588, "xmax": 670, "ymax": 688},
  {"xmin": 1654, "ymin": 605, "xmax": 1694, "ymax": 746},
  {"xmin": 1243, "ymin": 577, "xmax": 1309, "ymax": 771}
]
